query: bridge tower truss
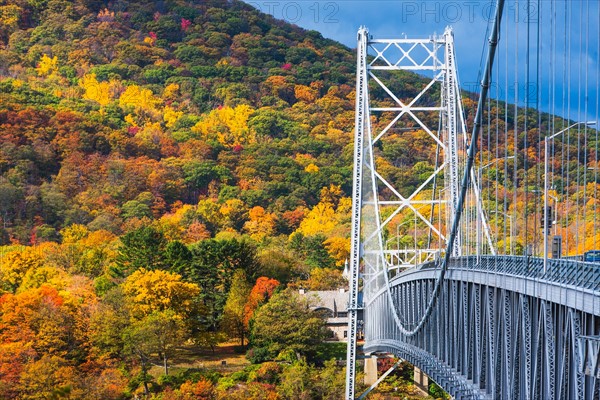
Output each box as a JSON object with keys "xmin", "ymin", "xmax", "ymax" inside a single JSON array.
[{"xmin": 346, "ymin": 27, "xmax": 494, "ymax": 399}]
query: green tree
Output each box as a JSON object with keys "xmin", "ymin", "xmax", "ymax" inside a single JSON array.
[
  {"xmin": 114, "ymin": 226, "xmax": 168, "ymax": 275},
  {"xmin": 186, "ymin": 239, "xmax": 260, "ymax": 332},
  {"xmin": 313, "ymin": 359, "xmax": 346, "ymax": 399},
  {"xmin": 289, "ymin": 233, "xmax": 335, "ymax": 269},
  {"xmin": 125, "ymin": 310, "xmax": 188, "ymax": 376},
  {"xmin": 121, "ymin": 200, "xmax": 152, "ymax": 220},
  {"xmin": 222, "ymin": 270, "xmax": 252, "ymax": 346},
  {"xmin": 249, "ymin": 289, "xmax": 328, "ymax": 361},
  {"xmin": 164, "ymin": 240, "xmax": 192, "ymax": 275},
  {"xmin": 0, "ymin": 180, "xmax": 23, "ymax": 228},
  {"xmin": 277, "ymin": 360, "xmax": 315, "ymax": 400}
]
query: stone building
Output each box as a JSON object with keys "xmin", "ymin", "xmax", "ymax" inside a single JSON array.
[{"xmin": 298, "ymin": 288, "xmax": 363, "ymax": 341}]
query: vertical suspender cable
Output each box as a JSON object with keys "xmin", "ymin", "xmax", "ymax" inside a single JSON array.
[
  {"xmin": 524, "ymin": 0, "xmax": 531, "ymax": 260},
  {"xmin": 513, "ymin": 0, "xmax": 525, "ymax": 256},
  {"xmin": 581, "ymin": 0, "xmax": 590, "ymax": 255},
  {"xmin": 595, "ymin": 2, "xmax": 599, "ymax": 251},
  {"xmin": 535, "ymin": 0, "xmax": 552, "ymax": 266},
  {"xmin": 565, "ymin": 0, "xmax": 572, "ymax": 254},
  {"xmin": 503, "ymin": 7, "xmax": 509, "ymax": 254},
  {"xmin": 575, "ymin": 1, "xmax": 583, "ymax": 255}
]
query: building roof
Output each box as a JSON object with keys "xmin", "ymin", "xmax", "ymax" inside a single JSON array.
[{"xmin": 299, "ymin": 289, "xmax": 349, "ymax": 313}]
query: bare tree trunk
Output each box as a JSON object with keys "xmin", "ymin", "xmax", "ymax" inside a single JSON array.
[
  {"xmin": 163, "ymin": 354, "xmax": 168, "ymax": 375},
  {"xmin": 140, "ymin": 357, "xmax": 150, "ymax": 396}
]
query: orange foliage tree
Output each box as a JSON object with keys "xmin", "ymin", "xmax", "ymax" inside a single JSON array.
[{"xmin": 244, "ymin": 276, "xmax": 280, "ymax": 326}]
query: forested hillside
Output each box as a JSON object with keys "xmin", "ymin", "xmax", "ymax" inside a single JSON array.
[{"xmin": 0, "ymin": 0, "xmax": 597, "ymax": 398}]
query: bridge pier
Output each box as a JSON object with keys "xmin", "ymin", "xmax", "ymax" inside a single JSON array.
[
  {"xmin": 364, "ymin": 354, "xmax": 431, "ymax": 396},
  {"xmin": 414, "ymin": 366, "xmax": 429, "ymax": 395},
  {"xmin": 363, "ymin": 355, "xmax": 378, "ymax": 386}
]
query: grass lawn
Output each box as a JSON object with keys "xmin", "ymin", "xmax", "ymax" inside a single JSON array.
[{"xmin": 149, "ymin": 342, "xmax": 251, "ymax": 377}]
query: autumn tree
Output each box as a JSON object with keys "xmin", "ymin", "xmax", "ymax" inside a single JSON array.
[
  {"xmin": 121, "ymin": 268, "xmax": 200, "ymax": 320},
  {"xmin": 0, "ymin": 246, "xmax": 46, "ymax": 292},
  {"xmin": 177, "ymin": 379, "xmax": 216, "ymax": 400},
  {"xmin": 18, "ymin": 355, "xmax": 81, "ymax": 399},
  {"xmin": 36, "ymin": 54, "xmax": 58, "ymax": 77},
  {"xmin": 119, "ymin": 84, "xmax": 161, "ymax": 118},
  {"xmin": 221, "ymin": 269, "xmax": 252, "ymax": 346},
  {"xmin": 323, "ymin": 236, "xmax": 350, "ymax": 267},
  {"xmin": 243, "ymin": 206, "xmax": 276, "ymax": 240},
  {"xmin": 244, "ymin": 276, "xmax": 280, "ymax": 326},
  {"xmin": 303, "ymin": 268, "xmax": 346, "ymax": 291},
  {"xmin": 0, "ymin": 285, "xmax": 85, "ymax": 396},
  {"xmin": 191, "ymin": 105, "xmax": 255, "ymax": 147},
  {"xmin": 79, "ymin": 73, "xmax": 114, "ymax": 107},
  {"xmin": 121, "ymin": 269, "xmax": 200, "ymax": 378}
]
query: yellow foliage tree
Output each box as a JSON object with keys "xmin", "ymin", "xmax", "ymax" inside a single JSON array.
[
  {"xmin": 243, "ymin": 206, "xmax": 276, "ymax": 240},
  {"xmin": 220, "ymin": 199, "xmax": 248, "ymax": 230},
  {"xmin": 294, "ymin": 84, "xmax": 317, "ymax": 103},
  {"xmin": 0, "ymin": 244, "xmax": 55, "ymax": 291},
  {"xmin": 294, "ymin": 153, "xmax": 316, "ymax": 167},
  {"xmin": 122, "ymin": 268, "xmax": 200, "ymax": 320},
  {"xmin": 163, "ymin": 83, "xmax": 180, "ymax": 99},
  {"xmin": 18, "ymin": 355, "xmax": 81, "ymax": 399},
  {"xmin": 56, "ymin": 225, "xmax": 117, "ymax": 277},
  {"xmin": 324, "ymin": 236, "xmax": 350, "ymax": 267},
  {"xmin": 135, "ymin": 121, "xmax": 163, "ymax": 144},
  {"xmin": 320, "ymin": 184, "xmax": 343, "ymax": 205},
  {"xmin": 296, "ymin": 185, "xmax": 351, "ymax": 237},
  {"xmin": 296, "ymin": 202, "xmax": 336, "ymax": 236},
  {"xmin": 79, "ymin": 73, "xmax": 113, "ymax": 106},
  {"xmin": 0, "ymin": 5, "xmax": 21, "ymax": 30},
  {"xmin": 191, "ymin": 105, "xmax": 255, "ymax": 147},
  {"xmin": 119, "ymin": 85, "xmax": 160, "ymax": 113},
  {"xmin": 17, "ymin": 266, "xmax": 69, "ymax": 293},
  {"xmin": 60, "ymin": 224, "xmax": 90, "ymax": 244},
  {"xmin": 305, "ymin": 268, "xmax": 346, "ymax": 290},
  {"xmin": 305, "ymin": 163, "xmax": 319, "ymax": 173},
  {"xmin": 36, "ymin": 54, "xmax": 58, "ymax": 77},
  {"xmin": 124, "ymin": 113, "xmax": 138, "ymax": 127},
  {"xmin": 163, "ymin": 105, "xmax": 183, "ymax": 128}
]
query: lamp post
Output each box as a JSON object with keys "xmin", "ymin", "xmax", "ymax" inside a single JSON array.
[
  {"xmin": 490, "ymin": 210, "xmax": 513, "ymax": 254},
  {"xmin": 476, "ymin": 156, "xmax": 515, "ymax": 256},
  {"xmin": 547, "ymin": 192, "xmax": 559, "ymax": 236},
  {"xmin": 543, "ymin": 121, "xmax": 597, "ymax": 273},
  {"xmin": 393, "ymin": 220, "xmax": 412, "ymax": 251},
  {"xmin": 384, "ymin": 220, "xmax": 413, "ymax": 267}
]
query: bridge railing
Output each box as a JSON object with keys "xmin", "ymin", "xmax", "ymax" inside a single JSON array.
[{"xmin": 418, "ymin": 255, "xmax": 600, "ymax": 291}]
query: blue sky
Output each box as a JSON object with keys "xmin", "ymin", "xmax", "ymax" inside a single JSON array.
[{"xmin": 242, "ymin": 0, "xmax": 600, "ymax": 123}]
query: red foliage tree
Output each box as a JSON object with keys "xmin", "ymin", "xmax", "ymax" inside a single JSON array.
[{"xmin": 243, "ymin": 276, "xmax": 280, "ymax": 325}]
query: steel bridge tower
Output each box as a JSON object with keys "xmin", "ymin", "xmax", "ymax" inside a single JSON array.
[{"xmin": 345, "ymin": 27, "xmax": 493, "ymax": 399}]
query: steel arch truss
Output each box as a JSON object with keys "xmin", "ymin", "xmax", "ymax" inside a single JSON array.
[{"xmin": 364, "ymin": 257, "xmax": 600, "ymax": 399}]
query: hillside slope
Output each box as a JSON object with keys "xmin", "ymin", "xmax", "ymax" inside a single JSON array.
[{"xmin": 0, "ymin": 0, "xmax": 366, "ymax": 243}]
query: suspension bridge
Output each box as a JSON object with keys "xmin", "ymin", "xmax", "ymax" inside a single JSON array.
[{"xmin": 345, "ymin": 1, "xmax": 600, "ymax": 398}]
